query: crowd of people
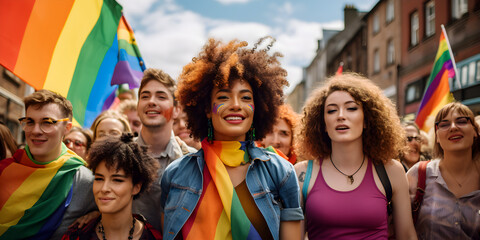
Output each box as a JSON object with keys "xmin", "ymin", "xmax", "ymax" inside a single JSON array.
[{"xmin": 0, "ymin": 37, "xmax": 479, "ymax": 240}]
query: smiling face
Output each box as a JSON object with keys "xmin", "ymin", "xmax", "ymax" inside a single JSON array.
[
  {"xmin": 207, "ymin": 79, "xmax": 254, "ymax": 141},
  {"xmin": 25, "ymin": 103, "xmax": 72, "ymax": 162},
  {"xmin": 436, "ymin": 110, "xmax": 477, "ymax": 154},
  {"xmin": 137, "ymin": 80, "xmax": 177, "ymax": 129},
  {"xmin": 262, "ymin": 118, "xmax": 292, "ymax": 155},
  {"xmin": 93, "ymin": 161, "xmax": 141, "ymax": 216},
  {"xmin": 324, "ymin": 91, "xmax": 364, "ymax": 144}
]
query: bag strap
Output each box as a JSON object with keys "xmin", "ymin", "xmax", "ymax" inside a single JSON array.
[
  {"xmin": 412, "ymin": 160, "xmax": 429, "ymax": 224},
  {"xmin": 374, "ymin": 162, "xmax": 393, "ymax": 215},
  {"xmin": 302, "ymin": 160, "xmax": 313, "ymax": 207}
]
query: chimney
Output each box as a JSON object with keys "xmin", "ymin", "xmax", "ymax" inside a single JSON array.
[{"xmin": 344, "ymin": 4, "xmax": 358, "ymax": 28}]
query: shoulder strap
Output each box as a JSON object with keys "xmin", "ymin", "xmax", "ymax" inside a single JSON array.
[
  {"xmin": 302, "ymin": 160, "xmax": 313, "ymax": 206},
  {"xmin": 412, "ymin": 160, "xmax": 429, "ymax": 224},
  {"xmin": 374, "ymin": 162, "xmax": 393, "ymax": 215}
]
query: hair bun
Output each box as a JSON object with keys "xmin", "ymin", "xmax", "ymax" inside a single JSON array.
[{"xmin": 120, "ymin": 132, "xmax": 134, "ymax": 143}]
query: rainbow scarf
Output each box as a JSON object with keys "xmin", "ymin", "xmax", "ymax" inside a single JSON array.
[
  {"xmin": 0, "ymin": 0, "xmax": 145, "ymax": 127},
  {"xmin": 415, "ymin": 29, "xmax": 455, "ymax": 132},
  {"xmin": 0, "ymin": 145, "xmax": 86, "ymax": 240},
  {"xmin": 181, "ymin": 139, "xmax": 261, "ymax": 240}
]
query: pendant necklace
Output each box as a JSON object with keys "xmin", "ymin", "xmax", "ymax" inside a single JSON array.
[
  {"xmin": 331, "ymin": 154, "xmax": 365, "ymax": 184},
  {"xmin": 98, "ymin": 217, "xmax": 136, "ymax": 240}
]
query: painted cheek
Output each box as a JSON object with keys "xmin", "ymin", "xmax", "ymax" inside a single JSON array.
[
  {"xmin": 248, "ymin": 104, "xmax": 254, "ymax": 113},
  {"xmin": 164, "ymin": 107, "xmax": 174, "ymax": 121},
  {"xmin": 213, "ymin": 103, "xmax": 225, "ymax": 114}
]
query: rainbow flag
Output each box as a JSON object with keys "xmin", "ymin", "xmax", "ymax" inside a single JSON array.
[
  {"xmin": 415, "ymin": 27, "xmax": 456, "ymax": 132},
  {"xmin": 0, "ymin": 0, "xmax": 145, "ymax": 127},
  {"xmin": 0, "ymin": 146, "xmax": 85, "ymax": 240},
  {"xmin": 182, "ymin": 140, "xmax": 262, "ymax": 240},
  {"xmin": 111, "ymin": 15, "xmax": 146, "ymax": 88}
]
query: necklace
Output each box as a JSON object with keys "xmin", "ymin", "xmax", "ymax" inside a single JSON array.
[
  {"xmin": 330, "ymin": 154, "xmax": 365, "ymax": 184},
  {"xmin": 442, "ymin": 163, "xmax": 476, "ymax": 188},
  {"xmin": 98, "ymin": 217, "xmax": 136, "ymax": 240}
]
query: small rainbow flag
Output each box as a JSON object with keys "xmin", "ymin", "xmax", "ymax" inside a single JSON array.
[
  {"xmin": 415, "ymin": 26, "xmax": 456, "ymax": 132},
  {"xmin": 0, "ymin": 0, "xmax": 145, "ymax": 127}
]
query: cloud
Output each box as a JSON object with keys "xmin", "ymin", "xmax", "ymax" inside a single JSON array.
[
  {"xmin": 120, "ymin": 1, "xmax": 334, "ymax": 94},
  {"xmin": 215, "ymin": 0, "xmax": 252, "ymax": 4}
]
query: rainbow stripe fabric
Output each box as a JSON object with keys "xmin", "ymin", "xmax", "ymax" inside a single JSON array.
[
  {"xmin": 415, "ymin": 30, "xmax": 455, "ymax": 132},
  {"xmin": 182, "ymin": 139, "xmax": 261, "ymax": 240},
  {"xmin": 0, "ymin": 146, "xmax": 85, "ymax": 240},
  {"xmin": 0, "ymin": 0, "xmax": 145, "ymax": 127}
]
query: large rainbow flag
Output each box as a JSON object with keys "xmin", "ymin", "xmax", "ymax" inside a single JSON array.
[
  {"xmin": 0, "ymin": 0, "xmax": 145, "ymax": 127},
  {"xmin": 415, "ymin": 26, "xmax": 456, "ymax": 132}
]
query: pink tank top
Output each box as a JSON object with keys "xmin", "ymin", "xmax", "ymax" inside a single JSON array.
[{"xmin": 306, "ymin": 159, "xmax": 388, "ymax": 239}]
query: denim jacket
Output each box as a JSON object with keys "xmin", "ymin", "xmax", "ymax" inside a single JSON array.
[{"xmin": 160, "ymin": 142, "xmax": 303, "ymax": 240}]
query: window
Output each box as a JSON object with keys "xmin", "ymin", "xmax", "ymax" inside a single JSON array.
[
  {"xmin": 373, "ymin": 14, "xmax": 380, "ymax": 34},
  {"xmin": 425, "ymin": 1, "xmax": 435, "ymax": 37},
  {"xmin": 386, "ymin": 0, "xmax": 394, "ymax": 23},
  {"xmin": 461, "ymin": 65, "xmax": 468, "ymax": 87},
  {"xmin": 452, "ymin": 0, "xmax": 468, "ymax": 19},
  {"xmin": 476, "ymin": 61, "xmax": 480, "ymax": 81},
  {"xmin": 469, "ymin": 62, "xmax": 476, "ymax": 85},
  {"xmin": 410, "ymin": 11, "xmax": 419, "ymax": 46},
  {"xmin": 405, "ymin": 79, "xmax": 425, "ymax": 104},
  {"xmin": 374, "ymin": 49, "xmax": 380, "ymax": 73},
  {"xmin": 387, "ymin": 40, "xmax": 395, "ymax": 65}
]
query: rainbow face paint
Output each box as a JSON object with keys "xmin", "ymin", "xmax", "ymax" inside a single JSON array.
[
  {"xmin": 163, "ymin": 106, "xmax": 174, "ymax": 121},
  {"xmin": 213, "ymin": 103, "xmax": 225, "ymax": 114},
  {"xmin": 247, "ymin": 104, "xmax": 255, "ymax": 112}
]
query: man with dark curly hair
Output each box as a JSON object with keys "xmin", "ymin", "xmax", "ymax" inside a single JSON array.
[
  {"xmin": 133, "ymin": 68, "xmax": 196, "ymax": 231},
  {"xmin": 161, "ymin": 37, "xmax": 303, "ymax": 240}
]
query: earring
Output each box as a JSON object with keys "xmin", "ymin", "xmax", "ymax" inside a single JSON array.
[
  {"xmin": 208, "ymin": 118, "xmax": 213, "ymax": 142},
  {"xmin": 249, "ymin": 125, "xmax": 256, "ymax": 141}
]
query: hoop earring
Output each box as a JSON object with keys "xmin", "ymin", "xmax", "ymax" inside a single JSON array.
[{"xmin": 208, "ymin": 118, "xmax": 213, "ymax": 142}]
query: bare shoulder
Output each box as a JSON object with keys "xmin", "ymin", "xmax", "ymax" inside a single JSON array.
[
  {"xmin": 294, "ymin": 160, "xmax": 309, "ymax": 174},
  {"xmin": 383, "ymin": 159, "xmax": 409, "ymax": 190}
]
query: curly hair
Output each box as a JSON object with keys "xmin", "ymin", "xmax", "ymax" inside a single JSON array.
[
  {"xmin": 90, "ymin": 110, "xmax": 131, "ymax": 141},
  {"xmin": 296, "ymin": 73, "xmax": 404, "ymax": 164},
  {"xmin": 87, "ymin": 133, "xmax": 159, "ymax": 199},
  {"xmin": 433, "ymin": 102, "xmax": 480, "ymax": 159},
  {"xmin": 24, "ymin": 89, "xmax": 73, "ymax": 119},
  {"xmin": 175, "ymin": 37, "xmax": 288, "ymax": 140}
]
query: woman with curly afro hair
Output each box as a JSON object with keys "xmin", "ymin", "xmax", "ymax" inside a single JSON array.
[
  {"xmin": 160, "ymin": 37, "xmax": 303, "ymax": 240},
  {"xmin": 63, "ymin": 133, "xmax": 161, "ymax": 240},
  {"xmin": 294, "ymin": 73, "xmax": 417, "ymax": 239}
]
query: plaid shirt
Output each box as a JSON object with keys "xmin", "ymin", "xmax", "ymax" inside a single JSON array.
[{"xmin": 62, "ymin": 214, "xmax": 162, "ymax": 240}]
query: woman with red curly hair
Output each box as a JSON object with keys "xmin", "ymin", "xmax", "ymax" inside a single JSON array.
[
  {"xmin": 160, "ymin": 37, "xmax": 303, "ymax": 240},
  {"xmin": 260, "ymin": 104, "xmax": 300, "ymax": 165},
  {"xmin": 295, "ymin": 73, "xmax": 416, "ymax": 239}
]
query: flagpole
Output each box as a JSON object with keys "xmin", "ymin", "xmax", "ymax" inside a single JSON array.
[{"xmin": 441, "ymin": 24, "xmax": 461, "ymax": 89}]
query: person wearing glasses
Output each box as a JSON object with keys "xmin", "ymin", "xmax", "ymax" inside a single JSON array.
[
  {"xmin": 64, "ymin": 126, "xmax": 92, "ymax": 159},
  {"xmin": 407, "ymin": 102, "xmax": 480, "ymax": 239},
  {"xmin": 90, "ymin": 110, "xmax": 131, "ymax": 142},
  {"xmin": 0, "ymin": 90, "xmax": 96, "ymax": 239},
  {"xmin": 398, "ymin": 122, "xmax": 425, "ymax": 171}
]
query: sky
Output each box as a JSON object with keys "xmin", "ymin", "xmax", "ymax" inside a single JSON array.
[{"xmin": 116, "ymin": 0, "xmax": 378, "ymax": 93}]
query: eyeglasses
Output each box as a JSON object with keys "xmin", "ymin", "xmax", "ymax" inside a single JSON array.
[
  {"xmin": 18, "ymin": 117, "xmax": 70, "ymax": 133},
  {"xmin": 64, "ymin": 139, "xmax": 86, "ymax": 148},
  {"xmin": 435, "ymin": 116, "xmax": 471, "ymax": 131},
  {"xmin": 406, "ymin": 136, "xmax": 422, "ymax": 142}
]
